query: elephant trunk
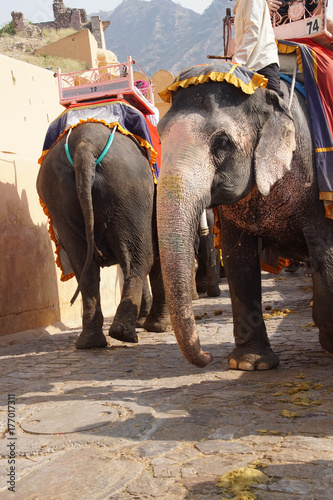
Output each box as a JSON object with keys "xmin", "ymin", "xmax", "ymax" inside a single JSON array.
[{"xmin": 157, "ymin": 120, "xmax": 214, "ymax": 367}]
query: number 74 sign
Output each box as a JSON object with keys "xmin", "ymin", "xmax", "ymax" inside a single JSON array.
[{"xmin": 306, "ymin": 17, "xmax": 322, "ymax": 35}]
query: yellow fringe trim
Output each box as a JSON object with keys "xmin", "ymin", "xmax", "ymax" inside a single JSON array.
[
  {"xmin": 316, "ymin": 146, "xmax": 333, "ymax": 153},
  {"xmin": 277, "ymin": 42, "xmax": 304, "ymax": 77},
  {"xmin": 38, "ymin": 117, "xmax": 158, "ymax": 281},
  {"xmin": 159, "ymin": 67, "xmax": 268, "ymax": 103},
  {"xmin": 260, "ymin": 257, "xmax": 286, "ymax": 275},
  {"xmin": 38, "ymin": 119, "xmax": 158, "ymax": 182},
  {"xmin": 39, "ymin": 197, "xmax": 74, "ymax": 282}
]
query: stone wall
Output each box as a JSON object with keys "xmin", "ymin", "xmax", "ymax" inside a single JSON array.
[
  {"xmin": 0, "ymin": 55, "xmax": 122, "ymax": 337},
  {"xmin": 53, "ymin": 0, "xmax": 88, "ymax": 31},
  {"xmin": 11, "ymin": 11, "xmax": 43, "ymax": 37},
  {"xmin": 35, "ymin": 28, "xmax": 98, "ymax": 68},
  {"xmin": 12, "ymin": 1, "xmax": 109, "ymax": 50},
  {"xmin": 91, "ymin": 16, "xmax": 110, "ymax": 50}
]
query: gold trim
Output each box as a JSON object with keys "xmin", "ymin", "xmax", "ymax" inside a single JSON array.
[{"xmin": 159, "ymin": 68, "xmax": 268, "ymax": 103}]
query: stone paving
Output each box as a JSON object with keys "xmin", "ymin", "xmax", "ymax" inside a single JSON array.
[{"xmin": 0, "ymin": 270, "xmax": 333, "ymax": 499}]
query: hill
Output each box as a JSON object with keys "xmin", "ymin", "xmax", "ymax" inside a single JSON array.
[
  {"xmin": 0, "ymin": 0, "xmax": 231, "ymax": 76},
  {"xmin": 0, "ymin": 27, "xmax": 88, "ymax": 72},
  {"xmin": 103, "ymin": 0, "xmax": 230, "ymax": 75}
]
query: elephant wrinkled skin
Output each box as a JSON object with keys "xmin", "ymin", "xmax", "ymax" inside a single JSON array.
[
  {"xmin": 37, "ymin": 122, "xmax": 169, "ymax": 349},
  {"xmin": 157, "ymin": 79, "xmax": 333, "ymax": 370}
]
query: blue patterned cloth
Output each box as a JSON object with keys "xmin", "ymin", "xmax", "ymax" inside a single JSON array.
[{"xmin": 42, "ymin": 99, "xmax": 159, "ymax": 179}]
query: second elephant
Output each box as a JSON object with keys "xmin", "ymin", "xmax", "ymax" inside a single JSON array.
[
  {"xmin": 37, "ymin": 121, "xmax": 170, "ymax": 349},
  {"xmin": 195, "ymin": 208, "xmax": 222, "ymax": 298}
]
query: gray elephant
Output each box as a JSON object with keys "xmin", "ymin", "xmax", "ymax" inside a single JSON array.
[
  {"xmin": 195, "ymin": 208, "xmax": 222, "ymax": 298},
  {"xmin": 156, "ymin": 63, "xmax": 333, "ymax": 371},
  {"xmin": 37, "ymin": 121, "xmax": 170, "ymax": 349}
]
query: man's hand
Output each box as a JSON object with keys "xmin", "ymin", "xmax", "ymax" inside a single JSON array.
[{"xmin": 267, "ymin": 0, "xmax": 282, "ymax": 13}]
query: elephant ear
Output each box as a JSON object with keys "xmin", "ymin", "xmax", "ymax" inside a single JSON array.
[{"xmin": 254, "ymin": 90, "xmax": 296, "ymax": 196}]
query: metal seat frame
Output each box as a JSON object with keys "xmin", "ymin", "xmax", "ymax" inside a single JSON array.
[{"xmin": 57, "ymin": 55, "xmax": 155, "ymax": 115}]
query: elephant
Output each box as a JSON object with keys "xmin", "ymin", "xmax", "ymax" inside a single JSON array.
[
  {"xmin": 37, "ymin": 121, "xmax": 170, "ymax": 349},
  {"xmin": 194, "ymin": 208, "xmax": 222, "ymax": 298},
  {"xmin": 156, "ymin": 65, "xmax": 333, "ymax": 371}
]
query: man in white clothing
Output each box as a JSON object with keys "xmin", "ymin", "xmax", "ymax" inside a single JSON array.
[{"xmin": 233, "ymin": 0, "xmax": 283, "ymax": 96}]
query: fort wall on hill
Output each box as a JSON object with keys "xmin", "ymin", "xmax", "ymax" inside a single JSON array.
[{"xmin": 11, "ymin": 0, "xmax": 110, "ymax": 50}]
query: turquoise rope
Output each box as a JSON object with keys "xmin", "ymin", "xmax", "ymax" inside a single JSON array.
[
  {"xmin": 65, "ymin": 127, "xmax": 73, "ymax": 165},
  {"xmin": 96, "ymin": 125, "xmax": 117, "ymax": 166},
  {"xmin": 64, "ymin": 125, "xmax": 117, "ymax": 166}
]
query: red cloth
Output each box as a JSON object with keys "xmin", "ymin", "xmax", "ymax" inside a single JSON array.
[
  {"xmin": 291, "ymin": 38, "xmax": 333, "ymax": 138},
  {"xmin": 145, "ymin": 117, "xmax": 161, "ymax": 167}
]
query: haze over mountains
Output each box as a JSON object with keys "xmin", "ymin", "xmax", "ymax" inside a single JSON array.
[{"xmin": 96, "ymin": 0, "xmax": 231, "ymax": 75}]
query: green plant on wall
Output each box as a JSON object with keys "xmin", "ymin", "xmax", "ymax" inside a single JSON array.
[{"xmin": 0, "ymin": 22, "xmax": 16, "ymax": 37}]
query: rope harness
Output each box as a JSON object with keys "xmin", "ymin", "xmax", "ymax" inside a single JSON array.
[
  {"xmin": 65, "ymin": 125, "xmax": 118, "ymax": 166},
  {"xmin": 288, "ymin": 58, "xmax": 297, "ymax": 111}
]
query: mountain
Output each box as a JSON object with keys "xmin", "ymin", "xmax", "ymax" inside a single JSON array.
[{"xmin": 102, "ymin": 0, "xmax": 231, "ymax": 76}]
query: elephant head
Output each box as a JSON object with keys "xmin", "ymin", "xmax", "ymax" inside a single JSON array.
[{"xmin": 157, "ymin": 78, "xmax": 296, "ymax": 367}]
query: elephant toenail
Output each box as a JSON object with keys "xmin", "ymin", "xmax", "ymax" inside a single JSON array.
[
  {"xmin": 257, "ymin": 362, "xmax": 270, "ymax": 370},
  {"xmin": 239, "ymin": 362, "xmax": 255, "ymax": 371},
  {"xmin": 228, "ymin": 359, "xmax": 238, "ymax": 369}
]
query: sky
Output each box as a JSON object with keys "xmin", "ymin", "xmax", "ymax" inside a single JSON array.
[
  {"xmin": 1, "ymin": 0, "xmax": 332, "ymax": 27},
  {"xmin": 0, "ymin": 0, "xmax": 215, "ymax": 25}
]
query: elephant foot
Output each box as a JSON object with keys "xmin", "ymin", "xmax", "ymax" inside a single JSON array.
[
  {"xmin": 319, "ymin": 330, "xmax": 333, "ymax": 356},
  {"xmin": 109, "ymin": 322, "xmax": 138, "ymax": 343},
  {"xmin": 228, "ymin": 345, "xmax": 279, "ymax": 371},
  {"xmin": 196, "ymin": 281, "xmax": 208, "ymax": 294},
  {"xmin": 143, "ymin": 314, "xmax": 172, "ymax": 333},
  {"xmin": 207, "ymin": 285, "xmax": 221, "ymax": 297},
  {"xmin": 196, "ymin": 281, "xmax": 220, "ymax": 297},
  {"xmin": 136, "ymin": 315, "xmax": 147, "ymax": 328},
  {"xmin": 76, "ymin": 330, "xmax": 107, "ymax": 349}
]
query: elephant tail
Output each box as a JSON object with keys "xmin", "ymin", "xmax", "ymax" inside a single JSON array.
[{"xmin": 70, "ymin": 140, "xmax": 97, "ymax": 305}]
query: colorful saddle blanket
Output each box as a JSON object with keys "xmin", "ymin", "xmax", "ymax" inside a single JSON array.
[
  {"xmin": 160, "ymin": 56, "xmax": 333, "ymax": 220},
  {"xmin": 278, "ymin": 38, "xmax": 333, "ymax": 218},
  {"xmin": 159, "ymin": 61, "xmax": 268, "ymax": 103},
  {"xmin": 39, "ymin": 98, "xmax": 160, "ymax": 282},
  {"xmin": 39, "ymin": 98, "xmax": 159, "ymax": 182},
  {"xmin": 161, "ymin": 59, "xmax": 333, "ymax": 274}
]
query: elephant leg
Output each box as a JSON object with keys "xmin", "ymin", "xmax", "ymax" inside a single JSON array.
[
  {"xmin": 143, "ymin": 256, "xmax": 171, "ymax": 332},
  {"xmin": 195, "ymin": 234, "xmax": 207, "ymax": 295},
  {"xmin": 136, "ymin": 276, "xmax": 153, "ymax": 328},
  {"xmin": 76, "ymin": 263, "xmax": 106, "ymax": 349},
  {"xmin": 109, "ymin": 273, "xmax": 144, "ymax": 343},
  {"xmin": 305, "ymin": 230, "xmax": 333, "ymax": 355},
  {"xmin": 196, "ymin": 255, "xmax": 221, "ymax": 296},
  {"xmin": 221, "ymin": 222, "xmax": 279, "ymax": 370},
  {"xmin": 51, "ymin": 223, "xmax": 106, "ymax": 349},
  {"xmin": 192, "ymin": 257, "xmax": 200, "ymax": 300},
  {"xmin": 204, "ymin": 245, "xmax": 221, "ymax": 297},
  {"xmin": 107, "ymin": 191, "xmax": 157, "ymax": 343},
  {"xmin": 196, "ymin": 211, "xmax": 221, "ymax": 297}
]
